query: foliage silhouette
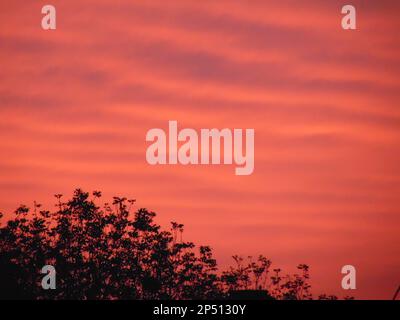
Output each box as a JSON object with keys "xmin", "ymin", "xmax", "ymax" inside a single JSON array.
[{"xmin": 0, "ymin": 189, "xmax": 350, "ymax": 300}]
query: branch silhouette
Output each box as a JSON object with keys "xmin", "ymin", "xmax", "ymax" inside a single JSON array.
[{"xmin": 0, "ymin": 189, "xmax": 349, "ymax": 300}]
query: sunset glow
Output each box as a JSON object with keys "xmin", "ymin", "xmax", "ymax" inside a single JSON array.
[{"xmin": 0, "ymin": 0, "xmax": 399, "ymax": 299}]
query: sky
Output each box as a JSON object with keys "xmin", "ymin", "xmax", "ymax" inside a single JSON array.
[{"xmin": 0, "ymin": 0, "xmax": 399, "ymax": 299}]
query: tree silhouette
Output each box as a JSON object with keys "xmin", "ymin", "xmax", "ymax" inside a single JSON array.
[{"xmin": 0, "ymin": 189, "xmax": 348, "ymax": 300}]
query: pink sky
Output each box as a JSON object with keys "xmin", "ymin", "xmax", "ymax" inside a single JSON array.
[{"xmin": 0, "ymin": 0, "xmax": 399, "ymax": 299}]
